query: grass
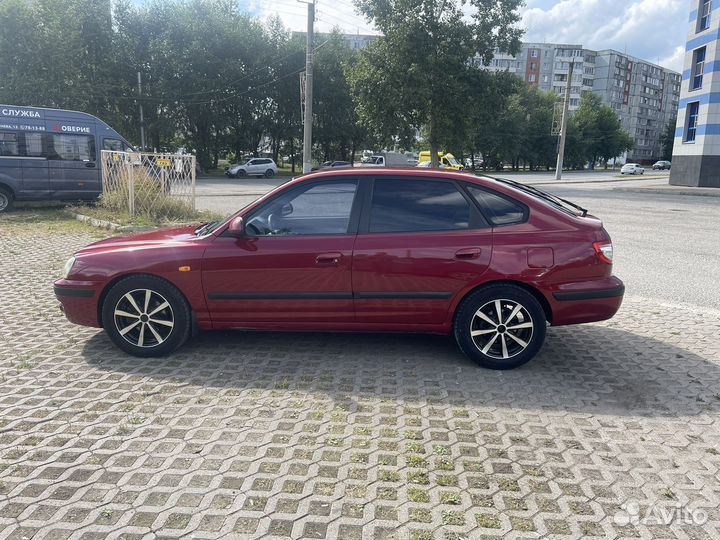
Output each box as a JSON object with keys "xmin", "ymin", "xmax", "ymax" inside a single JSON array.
[{"xmin": 0, "ymin": 207, "xmax": 108, "ymax": 237}]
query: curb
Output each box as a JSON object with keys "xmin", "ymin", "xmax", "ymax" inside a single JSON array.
[
  {"xmin": 64, "ymin": 209, "xmax": 150, "ymax": 232},
  {"xmin": 612, "ymin": 187, "xmax": 720, "ymax": 198}
]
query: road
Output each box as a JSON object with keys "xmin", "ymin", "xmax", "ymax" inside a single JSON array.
[{"xmin": 194, "ymin": 170, "xmax": 720, "ymax": 310}]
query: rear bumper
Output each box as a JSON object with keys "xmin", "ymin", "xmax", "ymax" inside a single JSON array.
[
  {"xmin": 54, "ymin": 280, "xmax": 102, "ymax": 327},
  {"xmin": 548, "ymin": 276, "xmax": 625, "ymax": 326}
]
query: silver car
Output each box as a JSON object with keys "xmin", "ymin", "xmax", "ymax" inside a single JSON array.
[{"xmin": 226, "ymin": 158, "xmax": 278, "ymax": 178}]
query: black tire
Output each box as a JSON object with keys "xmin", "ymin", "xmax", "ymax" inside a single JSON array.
[
  {"xmin": 265, "ymin": 169, "xmax": 275, "ymax": 178},
  {"xmin": 101, "ymin": 275, "xmax": 192, "ymax": 357},
  {"xmin": 454, "ymin": 284, "xmax": 546, "ymax": 370},
  {"xmin": 237, "ymin": 169, "xmax": 246, "ymax": 178},
  {"xmin": 0, "ymin": 187, "xmax": 14, "ymax": 213}
]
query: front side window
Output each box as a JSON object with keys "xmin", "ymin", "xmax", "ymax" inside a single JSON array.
[
  {"xmin": 48, "ymin": 134, "xmax": 95, "ymax": 161},
  {"xmin": 692, "ymin": 47, "xmax": 706, "ymax": 90},
  {"xmin": 0, "ymin": 132, "xmax": 19, "ymax": 156},
  {"xmin": 103, "ymin": 138, "xmax": 125, "ymax": 151},
  {"xmin": 466, "ymin": 186, "xmax": 527, "ymax": 226},
  {"xmin": 246, "ymin": 181, "xmax": 357, "ymax": 236},
  {"xmin": 686, "ymin": 101, "xmax": 700, "ymax": 142},
  {"xmin": 369, "ymin": 179, "xmax": 471, "ymax": 233}
]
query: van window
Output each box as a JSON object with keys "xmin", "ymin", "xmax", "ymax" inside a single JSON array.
[
  {"xmin": 103, "ymin": 138, "xmax": 125, "ymax": 151},
  {"xmin": 0, "ymin": 132, "xmax": 19, "ymax": 156},
  {"xmin": 48, "ymin": 134, "xmax": 96, "ymax": 161},
  {"xmin": 23, "ymin": 133, "xmax": 44, "ymax": 157}
]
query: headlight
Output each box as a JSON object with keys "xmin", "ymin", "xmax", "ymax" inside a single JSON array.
[{"xmin": 62, "ymin": 256, "xmax": 76, "ymax": 279}]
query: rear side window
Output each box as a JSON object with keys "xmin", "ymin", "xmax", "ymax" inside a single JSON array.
[
  {"xmin": 466, "ymin": 186, "xmax": 527, "ymax": 226},
  {"xmin": 0, "ymin": 132, "xmax": 19, "ymax": 156},
  {"xmin": 48, "ymin": 134, "xmax": 96, "ymax": 161},
  {"xmin": 369, "ymin": 179, "xmax": 471, "ymax": 233}
]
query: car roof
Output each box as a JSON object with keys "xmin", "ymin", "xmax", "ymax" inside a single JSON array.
[{"xmin": 287, "ymin": 168, "xmax": 526, "ymax": 197}]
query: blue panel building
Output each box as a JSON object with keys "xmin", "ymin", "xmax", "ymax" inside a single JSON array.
[{"xmin": 671, "ymin": 0, "xmax": 720, "ymax": 187}]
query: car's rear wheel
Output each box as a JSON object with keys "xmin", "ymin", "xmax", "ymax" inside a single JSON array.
[
  {"xmin": 0, "ymin": 187, "xmax": 13, "ymax": 213},
  {"xmin": 265, "ymin": 169, "xmax": 275, "ymax": 178},
  {"xmin": 101, "ymin": 275, "xmax": 191, "ymax": 357},
  {"xmin": 454, "ymin": 284, "xmax": 546, "ymax": 370}
]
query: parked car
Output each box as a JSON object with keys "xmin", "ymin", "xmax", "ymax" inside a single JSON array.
[
  {"xmin": 319, "ymin": 161, "xmax": 353, "ymax": 169},
  {"xmin": 55, "ymin": 169, "xmax": 624, "ymax": 370},
  {"xmin": 620, "ymin": 163, "xmax": 645, "ymax": 175},
  {"xmin": 226, "ymin": 158, "xmax": 277, "ymax": 178},
  {"xmin": 652, "ymin": 160, "xmax": 671, "ymax": 170}
]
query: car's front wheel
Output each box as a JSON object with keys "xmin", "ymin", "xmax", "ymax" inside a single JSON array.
[
  {"xmin": 101, "ymin": 275, "xmax": 192, "ymax": 357},
  {"xmin": 236, "ymin": 169, "xmax": 246, "ymax": 178},
  {"xmin": 454, "ymin": 284, "xmax": 546, "ymax": 370},
  {"xmin": 0, "ymin": 187, "xmax": 13, "ymax": 213}
]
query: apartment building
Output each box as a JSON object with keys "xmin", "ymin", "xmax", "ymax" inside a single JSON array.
[{"xmin": 484, "ymin": 43, "xmax": 680, "ymax": 162}]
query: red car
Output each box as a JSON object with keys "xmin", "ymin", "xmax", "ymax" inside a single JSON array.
[{"xmin": 54, "ymin": 169, "xmax": 624, "ymax": 369}]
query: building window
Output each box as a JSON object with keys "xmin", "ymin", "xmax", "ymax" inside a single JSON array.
[
  {"xmin": 691, "ymin": 47, "xmax": 706, "ymax": 90},
  {"xmin": 698, "ymin": 0, "xmax": 712, "ymax": 31},
  {"xmin": 685, "ymin": 102, "xmax": 700, "ymax": 142},
  {"xmin": 531, "ymin": 49, "xmax": 538, "ymax": 58},
  {"xmin": 529, "ymin": 73, "xmax": 536, "ymax": 82}
]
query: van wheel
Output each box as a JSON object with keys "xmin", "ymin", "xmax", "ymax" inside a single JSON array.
[
  {"xmin": 454, "ymin": 284, "xmax": 546, "ymax": 370},
  {"xmin": 265, "ymin": 169, "xmax": 275, "ymax": 178},
  {"xmin": 101, "ymin": 275, "xmax": 192, "ymax": 357},
  {"xmin": 0, "ymin": 187, "xmax": 13, "ymax": 212}
]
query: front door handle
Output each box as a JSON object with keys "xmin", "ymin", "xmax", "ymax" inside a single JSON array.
[
  {"xmin": 455, "ymin": 248, "xmax": 482, "ymax": 260},
  {"xmin": 316, "ymin": 252, "xmax": 342, "ymax": 265},
  {"xmin": 85, "ymin": 162, "xmax": 96, "ymax": 168}
]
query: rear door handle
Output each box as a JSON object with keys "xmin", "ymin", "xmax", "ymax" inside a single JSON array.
[
  {"xmin": 455, "ymin": 248, "xmax": 482, "ymax": 260},
  {"xmin": 85, "ymin": 162, "xmax": 96, "ymax": 168},
  {"xmin": 316, "ymin": 252, "xmax": 342, "ymax": 265}
]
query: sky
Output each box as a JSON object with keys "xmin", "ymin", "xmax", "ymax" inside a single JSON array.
[{"xmin": 246, "ymin": 0, "xmax": 690, "ymax": 73}]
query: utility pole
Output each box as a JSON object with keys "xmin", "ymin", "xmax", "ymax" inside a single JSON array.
[
  {"xmin": 137, "ymin": 71, "xmax": 146, "ymax": 152},
  {"xmin": 555, "ymin": 60, "xmax": 574, "ymax": 180},
  {"xmin": 301, "ymin": 0, "xmax": 315, "ymax": 174}
]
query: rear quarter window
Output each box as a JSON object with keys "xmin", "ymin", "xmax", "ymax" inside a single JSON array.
[{"xmin": 465, "ymin": 185, "xmax": 527, "ymax": 226}]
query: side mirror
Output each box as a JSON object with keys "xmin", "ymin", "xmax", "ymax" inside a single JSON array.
[
  {"xmin": 228, "ymin": 216, "xmax": 245, "ymax": 237},
  {"xmin": 280, "ymin": 203, "xmax": 293, "ymax": 217}
]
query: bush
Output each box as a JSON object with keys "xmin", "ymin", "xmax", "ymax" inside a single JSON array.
[{"xmin": 100, "ymin": 166, "xmax": 197, "ymax": 222}]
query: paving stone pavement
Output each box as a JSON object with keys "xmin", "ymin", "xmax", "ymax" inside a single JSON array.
[{"xmin": 0, "ymin": 223, "xmax": 719, "ymax": 540}]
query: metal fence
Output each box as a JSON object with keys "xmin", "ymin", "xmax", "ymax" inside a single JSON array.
[{"xmin": 100, "ymin": 150, "xmax": 196, "ymax": 219}]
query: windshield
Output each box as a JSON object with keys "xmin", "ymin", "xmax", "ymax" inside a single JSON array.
[{"xmin": 445, "ymin": 156, "xmax": 460, "ymax": 166}]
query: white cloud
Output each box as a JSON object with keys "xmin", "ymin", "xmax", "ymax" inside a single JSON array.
[
  {"xmin": 251, "ymin": 0, "xmax": 689, "ymax": 72},
  {"xmin": 521, "ymin": 0, "xmax": 688, "ymax": 72},
  {"xmin": 253, "ymin": 0, "xmax": 378, "ymax": 35}
]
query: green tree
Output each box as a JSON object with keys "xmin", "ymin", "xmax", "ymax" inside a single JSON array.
[
  {"xmin": 660, "ymin": 116, "xmax": 677, "ymax": 161},
  {"xmin": 348, "ymin": 0, "xmax": 523, "ymax": 167},
  {"xmin": 571, "ymin": 94, "xmax": 633, "ymax": 169}
]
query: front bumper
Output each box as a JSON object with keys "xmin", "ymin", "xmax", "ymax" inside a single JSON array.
[
  {"xmin": 548, "ymin": 276, "xmax": 625, "ymax": 326},
  {"xmin": 54, "ymin": 280, "xmax": 102, "ymax": 327}
]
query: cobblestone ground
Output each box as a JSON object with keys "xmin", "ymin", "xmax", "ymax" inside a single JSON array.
[{"xmin": 0, "ymin": 216, "xmax": 719, "ymax": 540}]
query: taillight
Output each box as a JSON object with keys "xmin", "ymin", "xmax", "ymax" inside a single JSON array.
[{"xmin": 593, "ymin": 241, "xmax": 613, "ymax": 264}]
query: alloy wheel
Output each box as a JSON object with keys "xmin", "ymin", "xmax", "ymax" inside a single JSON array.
[
  {"xmin": 0, "ymin": 193, "xmax": 8, "ymax": 212},
  {"xmin": 469, "ymin": 299, "xmax": 534, "ymax": 360},
  {"xmin": 114, "ymin": 288, "xmax": 174, "ymax": 348}
]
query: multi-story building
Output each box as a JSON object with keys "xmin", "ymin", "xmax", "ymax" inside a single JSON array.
[
  {"xmin": 484, "ymin": 43, "xmax": 593, "ymax": 111},
  {"xmin": 670, "ymin": 0, "xmax": 720, "ymax": 187},
  {"xmin": 484, "ymin": 43, "xmax": 681, "ymax": 162},
  {"xmin": 593, "ymin": 50, "xmax": 681, "ymax": 162}
]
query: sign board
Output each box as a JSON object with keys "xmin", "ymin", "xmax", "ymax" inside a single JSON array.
[{"xmin": 155, "ymin": 159, "xmax": 172, "ymax": 168}]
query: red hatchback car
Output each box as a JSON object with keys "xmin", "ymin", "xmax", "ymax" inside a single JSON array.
[{"xmin": 54, "ymin": 169, "xmax": 624, "ymax": 369}]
